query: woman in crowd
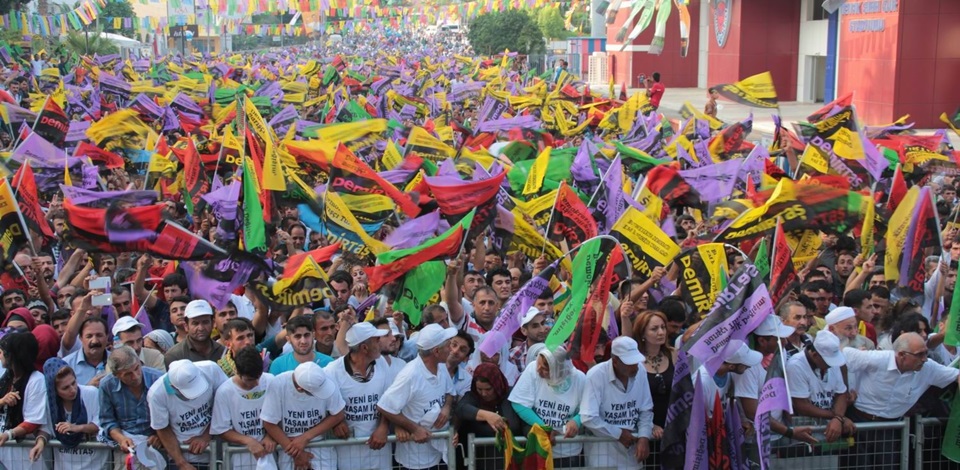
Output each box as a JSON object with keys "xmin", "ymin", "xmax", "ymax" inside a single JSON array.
[
  {"xmin": 454, "ymin": 363, "xmax": 521, "ymax": 470},
  {"xmin": 633, "ymin": 310, "xmax": 677, "ymax": 468},
  {"xmin": 29, "ymin": 358, "xmax": 108, "ymax": 469},
  {"xmin": 0, "ymin": 332, "xmax": 47, "ymax": 469},
  {"xmin": 509, "ymin": 346, "xmax": 585, "ymax": 468}
]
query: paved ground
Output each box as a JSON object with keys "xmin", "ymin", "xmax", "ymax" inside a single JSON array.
[{"xmin": 588, "ymin": 85, "xmax": 960, "ymax": 148}]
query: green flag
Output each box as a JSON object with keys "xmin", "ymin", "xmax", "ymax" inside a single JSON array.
[
  {"xmin": 754, "ymin": 237, "xmax": 770, "ymax": 281},
  {"xmin": 378, "ymin": 211, "xmax": 475, "ymax": 264},
  {"xmin": 393, "ymin": 261, "xmax": 446, "ymax": 326},
  {"xmin": 614, "ymin": 141, "xmax": 671, "ymax": 172},
  {"xmin": 944, "ymin": 262, "xmax": 960, "ymax": 347},
  {"xmin": 942, "ymin": 388, "xmax": 960, "ymax": 463},
  {"xmin": 242, "ymin": 156, "xmax": 266, "ymax": 253},
  {"xmin": 545, "ymin": 237, "xmax": 604, "ymax": 351}
]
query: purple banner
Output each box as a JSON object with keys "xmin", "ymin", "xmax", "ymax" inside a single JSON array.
[
  {"xmin": 478, "ymin": 261, "xmax": 558, "ymax": 357},
  {"xmin": 383, "ymin": 210, "xmax": 442, "ymax": 250}
]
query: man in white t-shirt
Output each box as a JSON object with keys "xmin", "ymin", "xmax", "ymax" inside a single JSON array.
[
  {"xmin": 147, "ymin": 359, "xmax": 228, "ymax": 469},
  {"xmin": 377, "ymin": 324, "xmax": 457, "ymax": 470},
  {"xmin": 581, "ymin": 336, "xmax": 654, "ymax": 469},
  {"xmin": 786, "ymin": 329, "xmax": 854, "ymax": 444},
  {"xmin": 326, "ymin": 322, "xmax": 392, "ymax": 470},
  {"xmin": 373, "ymin": 318, "xmax": 407, "ymax": 383},
  {"xmin": 262, "ymin": 361, "xmax": 346, "ymax": 470},
  {"xmin": 211, "ymin": 346, "xmax": 277, "ymax": 468}
]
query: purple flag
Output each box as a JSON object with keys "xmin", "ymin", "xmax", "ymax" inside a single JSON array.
[
  {"xmin": 478, "ymin": 261, "xmax": 559, "ymax": 357},
  {"xmin": 131, "ymin": 93, "xmax": 164, "ymax": 120},
  {"xmin": 570, "ymin": 139, "xmax": 600, "ymax": 196},
  {"xmin": 687, "ymin": 373, "xmax": 709, "ymax": 469},
  {"xmin": 683, "ymin": 263, "xmax": 774, "ymax": 374},
  {"xmin": 383, "ymin": 210, "xmax": 442, "ymax": 250},
  {"xmin": 677, "ymin": 143, "xmax": 700, "ymax": 169},
  {"xmin": 756, "ymin": 349, "xmax": 791, "ymax": 470},
  {"xmin": 725, "ymin": 395, "xmax": 746, "ymax": 470},
  {"xmin": 11, "ymin": 132, "xmax": 62, "ymax": 166},
  {"xmin": 201, "ymin": 180, "xmax": 241, "ymax": 242},
  {"xmin": 601, "ymin": 156, "xmax": 628, "ymax": 234},
  {"xmin": 65, "ymin": 121, "xmax": 91, "ymax": 146},
  {"xmin": 738, "ymin": 146, "xmax": 767, "ymax": 188},
  {"xmin": 679, "ymin": 158, "xmax": 743, "ymax": 203},
  {"xmin": 476, "ymin": 114, "xmax": 541, "ymax": 133},
  {"xmin": 268, "ymin": 105, "xmax": 299, "ymax": 128},
  {"xmin": 182, "ymin": 257, "xmax": 259, "ymax": 310},
  {"xmin": 61, "ymin": 185, "xmax": 158, "ymax": 208}
]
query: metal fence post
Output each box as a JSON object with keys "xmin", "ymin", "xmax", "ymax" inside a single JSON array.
[
  {"xmin": 901, "ymin": 418, "xmax": 911, "ymax": 470},
  {"xmin": 467, "ymin": 433, "xmax": 476, "ymax": 470},
  {"xmin": 915, "ymin": 417, "xmax": 924, "ymax": 470},
  {"xmin": 448, "ymin": 429, "xmax": 457, "ymax": 470},
  {"xmin": 209, "ymin": 437, "xmax": 219, "ymax": 470}
]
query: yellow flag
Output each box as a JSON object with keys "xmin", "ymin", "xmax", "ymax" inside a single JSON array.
[
  {"xmin": 523, "ymin": 147, "xmax": 551, "ymax": 195},
  {"xmin": 64, "ymin": 157, "xmax": 72, "ymax": 186},
  {"xmin": 884, "ymin": 186, "xmax": 921, "ymax": 283},
  {"xmin": 382, "ymin": 140, "xmax": 403, "ymax": 170},
  {"xmin": 273, "ymin": 257, "xmax": 328, "ymax": 296},
  {"xmin": 324, "ymin": 191, "xmax": 390, "ymax": 255}
]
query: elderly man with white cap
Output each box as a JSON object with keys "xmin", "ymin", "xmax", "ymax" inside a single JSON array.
[
  {"xmin": 823, "ymin": 306, "xmax": 874, "ymax": 350},
  {"xmin": 785, "ymin": 329, "xmax": 854, "ymax": 448},
  {"xmin": 377, "ymin": 323, "xmax": 457, "ymax": 470},
  {"xmin": 147, "ymin": 359, "xmax": 228, "ymax": 470},
  {"xmin": 163, "ymin": 300, "xmax": 226, "ymax": 367},
  {"xmin": 580, "ymin": 336, "xmax": 654, "ymax": 469},
  {"xmin": 262, "ymin": 361, "xmax": 346, "ymax": 470},
  {"xmin": 509, "ymin": 306, "xmax": 550, "ymax": 372},
  {"xmin": 325, "ymin": 322, "xmax": 393, "ymax": 470},
  {"xmin": 112, "ymin": 316, "xmax": 166, "ymax": 372}
]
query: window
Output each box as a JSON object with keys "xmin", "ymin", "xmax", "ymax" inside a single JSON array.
[{"xmin": 810, "ymin": 2, "xmax": 829, "ymax": 21}]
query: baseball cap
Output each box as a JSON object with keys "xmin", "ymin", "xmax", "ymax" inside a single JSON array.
[
  {"xmin": 825, "ymin": 306, "xmax": 855, "ymax": 326},
  {"xmin": 520, "ymin": 307, "xmax": 544, "ymax": 327},
  {"xmin": 416, "ymin": 324, "xmax": 458, "ymax": 350},
  {"xmin": 185, "ymin": 300, "xmax": 213, "ymax": 319},
  {"xmin": 754, "ymin": 315, "xmax": 796, "ymax": 338},
  {"xmin": 726, "ymin": 342, "xmax": 762, "ymax": 367},
  {"xmin": 167, "ymin": 360, "xmax": 210, "ymax": 400},
  {"xmin": 814, "ymin": 330, "xmax": 846, "ymax": 367},
  {"xmin": 610, "ymin": 336, "xmax": 645, "ymax": 365},
  {"xmin": 293, "ymin": 362, "xmax": 336, "ymax": 399},
  {"xmin": 112, "ymin": 316, "xmax": 145, "ymax": 337},
  {"xmin": 346, "ymin": 322, "xmax": 388, "ymax": 347},
  {"xmin": 388, "ymin": 321, "xmax": 402, "ymax": 337}
]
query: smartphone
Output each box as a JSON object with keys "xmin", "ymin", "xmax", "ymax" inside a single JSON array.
[
  {"xmin": 90, "ymin": 277, "xmax": 111, "ymax": 291},
  {"xmin": 92, "ymin": 294, "xmax": 113, "ymax": 307}
]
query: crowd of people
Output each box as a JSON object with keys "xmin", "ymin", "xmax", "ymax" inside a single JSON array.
[{"xmin": 0, "ymin": 25, "xmax": 956, "ymax": 470}]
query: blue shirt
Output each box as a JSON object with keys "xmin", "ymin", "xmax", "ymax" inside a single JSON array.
[
  {"xmin": 63, "ymin": 349, "xmax": 108, "ymax": 386},
  {"xmin": 268, "ymin": 351, "xmax": 333, "ymax": 375},
  {"xmin": 99, "ymin": 366, "xmax": 164, "ymax": 437}
]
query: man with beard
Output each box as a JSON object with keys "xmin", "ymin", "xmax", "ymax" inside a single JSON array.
[
  {"xmin": 372, "ymin": 317, "xmax": 406, "ymax": 383},
  {"xmin": 34, "ymin": 251, "xmax": 55, "ymax": 286},
  {"xmin": 314, "ymin": 311, "xmax": 339, "ymax": 358},
  {"xmin": 825, "ymin": 306, "xmax": 874, "ymax": 350},
  {"xmin": 164, "ymin": 300, "xmax": 226, "ymax": 367},
  {"xmin": 270, "ymin": 315, "xmax": 333, "ymax": 374},
  {"xmin": 64, "ymin": 317, "xmax": 110, "ymax": 386},
  {"xmin": 778, "ymin": 301, "xmax": 811, "ymax": 359},
  {"xmin": 326, "ymin": 322, "xmax": 392, "ymax": 470},
  {"xmin": 509, "ymin": 307, "xmax": 550, "ymax": 372},
  {"xmin": 96, "ymin": 254, "xmax": 117, "ymax": 279}
]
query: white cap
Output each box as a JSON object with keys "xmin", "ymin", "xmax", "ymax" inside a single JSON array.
[
  {"xmin": 520, "ymin": 307, "xmax": 544, "ymax": 328},
  {"xmin": 825, "ymin": 306, "xmax": 856, "ymax": 326},
  {"xmin": 293, "ymin": 362, "xmax": 336, "ymax": 399},
  {"xmin": 167, "ymin": 360, "xmax": 209, "ymax": 400},
  {"xmin": 726, "ymin": 343, "xmax": 762, "ymax": 367},
  {"xmin": 346, "ymin": 322, "xmax": 388, "ymax": 347},
  {"xmin": 112, "ymin": 316, "xmax": 145, "ymax": 337},
  {"xmin": 814, "ymin": 330, "xmax": 846, "ymax": 367},
  {"xmin": 610, "ymin": 336, "xmax": 645, "ymax": 365},
  {"xmin": 185, "ymin": 300, "xmax": 213, "ymax": 319},
  {"xmin": 754, "ymin": 315, "xmax": 796, "ymax": 338},
  {"xmin": 417, "ymin": 324, "xmax": 458, "ymax": 350},
  {"xmin": 388, "ymin": 321, "xmax": 402, "ymax": 337}
]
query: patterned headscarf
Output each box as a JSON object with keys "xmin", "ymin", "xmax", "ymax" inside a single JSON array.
[
  {"xmin": 470, "ymin": 363, "xmax": 509, "ymax": 410},
  {"xmin": 43, "ymin": 357, "xmax": 88, "ymax": 448}
]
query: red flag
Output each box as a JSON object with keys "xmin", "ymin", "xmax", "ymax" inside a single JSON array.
[
  {"xmin": 808, "ymin": 92, "xmax": 853, "ymax": 123},
  {"xmin": 619, "ymin": 82, "xmax": 627, "ymax": 101},
  {"xmin": 423, "ymin": 171, "xmax": 506, "ymax": 218},
  {"xmin": 74, "ymin": 142, "xmax": 125, "ymax": 169},
  {"xmin": 578, "ymin": 250, "xmax": 616, "ymax": 365},
  {"xmin": 708, "ymin": 392, "xmax": 732, "ymax": 470},
  {"xmin": 364, "ymin": 218, "xmax": 469, "ymax": 292},
  {"xmin": 645, "ymin": 165, "xmax": 703, "ymax": 209},
  {"xmin": 548, "ymin": 182, "xmax": 598, "ymax": 249},
  {"xmin": 282, "ymin": 243, "xmax": 341, "ymax": 279},
  {"xmin": 887, "ymin": 164, "xmax": 907, "ymax": 211},
  {"xmin": 769, "ymin": 221, "xmax": 799, "ymax": 307},
  {"xmin": 34, "ymin": 98, "xmax": 70, "ymax": 147},
  {"xmin": 330, "ymin": 143, "xmax": 421, "ymax": 217},
  {"xmin": 11, "ymin": 164, "xmax": 54, "ymax": 238}
]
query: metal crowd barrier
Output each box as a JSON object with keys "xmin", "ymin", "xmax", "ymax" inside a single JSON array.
[
  {"xmin": 0, "ymin": 440, "xmax": 217, "ymax": 470},
  {"xmin": 3, "ymin": 422, "xmax": 951, "ymax": 470},
  {"xmin": 467, "ymin": 420, "xmax": 911, "ymax": 470}
]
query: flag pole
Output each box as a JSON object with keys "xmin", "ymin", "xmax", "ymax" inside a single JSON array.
[
  {"xmin": 11, "ymin": 157, "xmax": 28, "ymax": 199},
  {"xmin": 585, "ymin": 154, "xmax": 616, "ymax": 208},
  {"xmin": 6, "ymin": 177, "xmax": 37, "ymax": 254},
  {"xmin": 540, "ymin": 181, "xmax": 563, "ymax": 258}
]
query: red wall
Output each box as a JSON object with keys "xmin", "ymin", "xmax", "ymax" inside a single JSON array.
[
  {"xmin": 707, "ymin": 0, "xmax": 800, "ymax": 102},
  {"xmin": 837, "ymin": 0, "xmax": 901, "ymax": 124},
  {"xmin": 605, "ymin": 1, "xmax": 701, "ymax": 89},
  {"xmin": 893, "ymin": 0, "xmax": 960, "ymax": 128}
]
